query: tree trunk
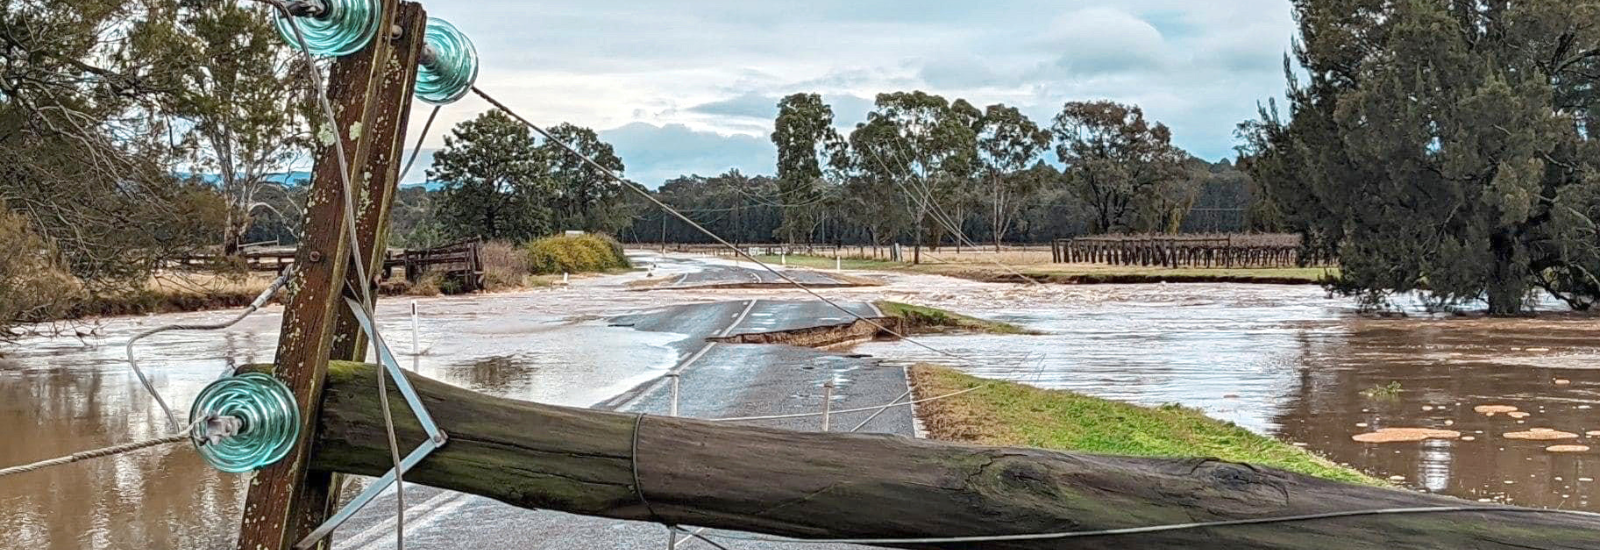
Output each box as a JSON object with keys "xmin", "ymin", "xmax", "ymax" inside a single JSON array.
[
  {"xmin": 307, "ymin": 363, "xmax": 1600, "ymax": 550},
  {"xmin": 1486, "ymin": 231, "xmax": 1527, "ymax": 317}
]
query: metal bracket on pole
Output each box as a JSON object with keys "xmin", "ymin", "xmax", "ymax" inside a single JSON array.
[{"xmin": 291, "ymin": 297, "xmax": 447, "ymax": 549}]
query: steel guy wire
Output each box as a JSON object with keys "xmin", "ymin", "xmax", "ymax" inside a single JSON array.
[
  {"xmin": 866, "ymin": 141, "xmax": 1044, "ymax": 287},
  {"xmin": 399, "ymin": 104, "xmax": 442, "ymax": 183},
  {"xmin": 125, "ymin": 267, "xmax": 294, "ymax": 432}
]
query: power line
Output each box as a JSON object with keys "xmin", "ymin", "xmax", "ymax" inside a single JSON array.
[{"xmin": 471, "ymin": 86, "xmax": 969, "ymax": 361}]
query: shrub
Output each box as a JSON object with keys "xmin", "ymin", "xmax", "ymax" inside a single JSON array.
[
  {"xmin": 523, "ymin": 234, "xmax": 631, "ymax": 275},
  {"xmin": 0, "ymin": 207, "xmax": 78, "ymax": 340},
  {"xmin": 479, "ymin": 240, "xmax": 531, "ymax": 291}
]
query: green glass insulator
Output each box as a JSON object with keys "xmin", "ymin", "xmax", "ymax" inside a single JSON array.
[
  {"xmin": 414, "ymin": 17, "xmax": 479, "ymax": 105},
  {"xmin": 189, "ymin": 373, "xmax": 300, "ymax": 474},
  {"xmin": 274, "ymin": 0, "xmax": 382, "ymax": 58}
]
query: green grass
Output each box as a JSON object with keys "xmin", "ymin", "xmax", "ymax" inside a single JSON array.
[
  {"xmin": 910, "ymin": 365, "xmax": 1380, "ymax": 486},
  {"xmin": 874, "ymin": 300, "xmax": 1038, "ymax": 335}
]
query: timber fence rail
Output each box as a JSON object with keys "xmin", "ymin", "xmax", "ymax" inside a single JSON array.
[
  {"xmin": 174, "ymin": 239, "xmax": 485, "ymax": 292},
  {"xmin": 1051, "ymin": 234, "xmax": 1335, "ymax": 269}
]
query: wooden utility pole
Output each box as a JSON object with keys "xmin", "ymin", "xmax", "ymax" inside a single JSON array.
[
  {"xmin": 237, "ymin": 2, "xmax": 427, "ymax": 549},
  {"xmin": 304, "ymin": 363, "xmax": 1600, "ymax": 550}
]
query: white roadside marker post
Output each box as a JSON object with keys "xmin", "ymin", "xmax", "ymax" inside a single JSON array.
[{"xmin": 821, "ymin": 380, "xmax": 835, "ymax": 432}]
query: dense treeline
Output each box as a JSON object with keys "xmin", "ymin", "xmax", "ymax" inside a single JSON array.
[
  {"xmin": 602, "ymin": 93, "xmax": 1261, "ymax": 248},
  {"xmin": 398, "ymin": 93, "xmax": 1263, "ymax": 250},
  {"xmin": 614, "ymin": 158, "xmax": 1256, "ymax": 246}
]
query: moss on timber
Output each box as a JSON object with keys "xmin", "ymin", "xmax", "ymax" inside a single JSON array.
[{"xmin": 908, "ymin": 365, "xmax": 1381, "ymax": 486}]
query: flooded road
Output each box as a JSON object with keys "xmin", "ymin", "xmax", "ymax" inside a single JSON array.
[
  {"xmin": 5, "ymin": 253, "xmax": 1600, "ymax": 548},
  {"xmin": 852, "ymin": 276, "xmax": 1600, "ymax": 511}
]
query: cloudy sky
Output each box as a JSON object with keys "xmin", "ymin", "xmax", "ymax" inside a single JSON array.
[{"xmin": 398, "ymin": 0, "xmax": 1299, "ymax": 187}]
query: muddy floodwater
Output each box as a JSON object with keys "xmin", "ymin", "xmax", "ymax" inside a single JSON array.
[
  {"xmin": 857, "ymin": 279, "xmax": 1600, "ymax": 510},
  {"xmin": 3, "ymin": 254, "xmax": 1600, "ymax": 548}
]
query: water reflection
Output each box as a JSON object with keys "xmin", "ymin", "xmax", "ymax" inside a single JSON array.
[
  {"xmin": 854, "ymin": 280, "xmax": 1600, "ymax": 511},
  {"xmin": 0, "ymin": 254, "xmax": 699, "ymax": 549}
]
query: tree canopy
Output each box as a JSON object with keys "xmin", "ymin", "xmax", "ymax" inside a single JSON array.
[{"xmin": 1240, "ymin": 0, "xmax": 1600, "ymax": 315}]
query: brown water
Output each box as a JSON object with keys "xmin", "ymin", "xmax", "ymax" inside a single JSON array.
[
  {"xmin": 855, "ymin": 277, "xmax": 1600, "ymax": 511},
  {"xmin": 4, "ymin": 255, "xmax": 1600, "ymax": 548}
]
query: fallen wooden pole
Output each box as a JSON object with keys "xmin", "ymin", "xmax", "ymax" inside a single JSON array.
[{"xmin": 307, "ymin": 363, "xmax": 1600, "ymax": 549}]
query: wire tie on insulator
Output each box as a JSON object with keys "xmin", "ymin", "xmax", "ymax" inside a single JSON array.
[
  {"xmin": 273, "ymin": 0, "xmax": 382, "ymax": 57},
  {"xmin": 188, "ymin": 372, "xmax": 300, "ymax": 473},
  {"xmin": 413, "ymin": 17, "xmax": 479, "ymax": 105}
]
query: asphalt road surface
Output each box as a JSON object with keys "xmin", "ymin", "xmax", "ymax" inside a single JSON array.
[
  {"xmin": 331, "ymin": 292, "xmax": 911, "ymax": 550},
  {"xmin": 664, "ymin": 259, "xmax": 857, "ymax": 289}
]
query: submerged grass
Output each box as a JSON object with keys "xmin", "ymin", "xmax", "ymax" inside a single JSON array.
[
  {"xmin": 874, "ymin": 300, "xmax": 1038, "ymax": 335},
  {"xmin": 909, "ymin": 365, "xmax": 1381, "ymax": 486}
]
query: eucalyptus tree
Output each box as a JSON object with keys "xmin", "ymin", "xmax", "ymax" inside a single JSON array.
[
  {"xmin": 977, "ymin": 104, "xmax": 1051, "ymax": 250},
  {"xmin": 135, "ymin": 0, "xmax": 310, "ymax": 255},
  {"xmin": 0, "ymin": 0, "xmax": 228, "ymax": 289},
  {"xmin": 1240, "ymin": 0, "xmax": 1600, "ymax": 314},
  {"xmin": 850, "ymin": 91, "xmax": 978, "ymax": 258},
  {"xmin": 1052, "ymin": 100, "xmax": 1190, "ymax": 234},
  {"xmin": 771, "ymin": 93, "xmax": 839, "ymax": 244}
]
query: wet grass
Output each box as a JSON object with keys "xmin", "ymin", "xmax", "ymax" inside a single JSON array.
[
  {"xmin": 909, "ymin": 365, "xmax": 1381, "ymax": 486},
  {"xmin": 874, "ymin": 301, "xmax": 1039, "ymax": 335},
  {"xmin": 756, "ymin": 253, "xmax": 1337, "ymax": 285}
]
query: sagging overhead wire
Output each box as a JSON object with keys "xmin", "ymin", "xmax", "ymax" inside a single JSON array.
[
  {"xmin": 125, "ymin": 267, "xmax": 294, "ymax": 432},
  {"xmin": 863, "ymin": 141, "xmax": 1044, "ymax": 286},
  {"xmin": 471, "ymin": 86, "xmax": 969, "ymax": 362}
]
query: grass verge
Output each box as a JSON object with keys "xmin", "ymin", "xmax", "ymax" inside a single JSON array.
[
  {"xmin": 875, "ymin": 301, "xmax": 1038, "ymax": 335},
  {"xmin": 760, "ymin": 253, "xmax": 1336, "ymax": 285},
  {"xmin": 908, "ymin": 365, "xmax": 1380, "ymax": 486}
]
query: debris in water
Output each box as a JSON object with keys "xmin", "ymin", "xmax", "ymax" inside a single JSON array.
[
  {"xmin": 1444, "ymin": 419, "xmax": 1454, "ymax": 426},
  {"xmin": 1462, "ymin": 436, "xmax": 1476, "ymax": 441},
  {"xmin": 1554, "ymin": 379, "xmax": 1572, "ymax": 386},
  {"xmin": 1352, "ymin": 428, "xmax": 1462, "ymax": 443},
  {"xmin": 1546, "ymin": 445, "xmax": 1590, "ymax": 453},
  {"xmin": 1507, "ymin": 412, "xmax": 1531, "ymax": 419},
  {"xmin": 1503, "ymin": 429, "xmax": 1580, "ymax": 441},
  {"xmin": 1388, "ymin": 475, "xmax": 1406, "ymax": 482},
  {"xmin": 1421, "ymin": 405, "xmax": 1433, "ymax": 411},
  {"xmin": 1474, "ymin": 405, "xmax": 1518, "ymax": 415}
]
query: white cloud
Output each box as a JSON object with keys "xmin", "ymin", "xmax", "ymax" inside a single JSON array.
[{"xmin": 393, "ymin": 0, "xmax": 1297, "ymax": 184}]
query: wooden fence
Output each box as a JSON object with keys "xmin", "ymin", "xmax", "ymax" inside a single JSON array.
[
  {"xmin": 176, "ymin": 239, "xmax": 485, "ymax": 292},
  {"xmin": 1051, "ymin": 235, "xmax": 1332, "ymax": 268},
  {"xmin": 385, "ymin": 239, "xmax": 484, "ymax": 292}
]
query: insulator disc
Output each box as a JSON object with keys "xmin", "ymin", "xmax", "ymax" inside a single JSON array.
[
  {"xmin": 414, "ymin": 17, "xmax": 479, "ymax": 105},
  {"xmin": 189, "ymin": 373, "xmax": 300, "ymax": 474},
  {"xmin": 274, "ymin": 0, "xmax": 382, "ymax": 58}
]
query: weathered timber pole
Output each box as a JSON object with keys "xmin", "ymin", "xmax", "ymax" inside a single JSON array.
[
  {"xmin": 307, "ymin": 363, "xmax": 1600, "ymax": 550},
  {"xmin": 237, "ymin": 2, "xmax": 424, "ymax": 549}
]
